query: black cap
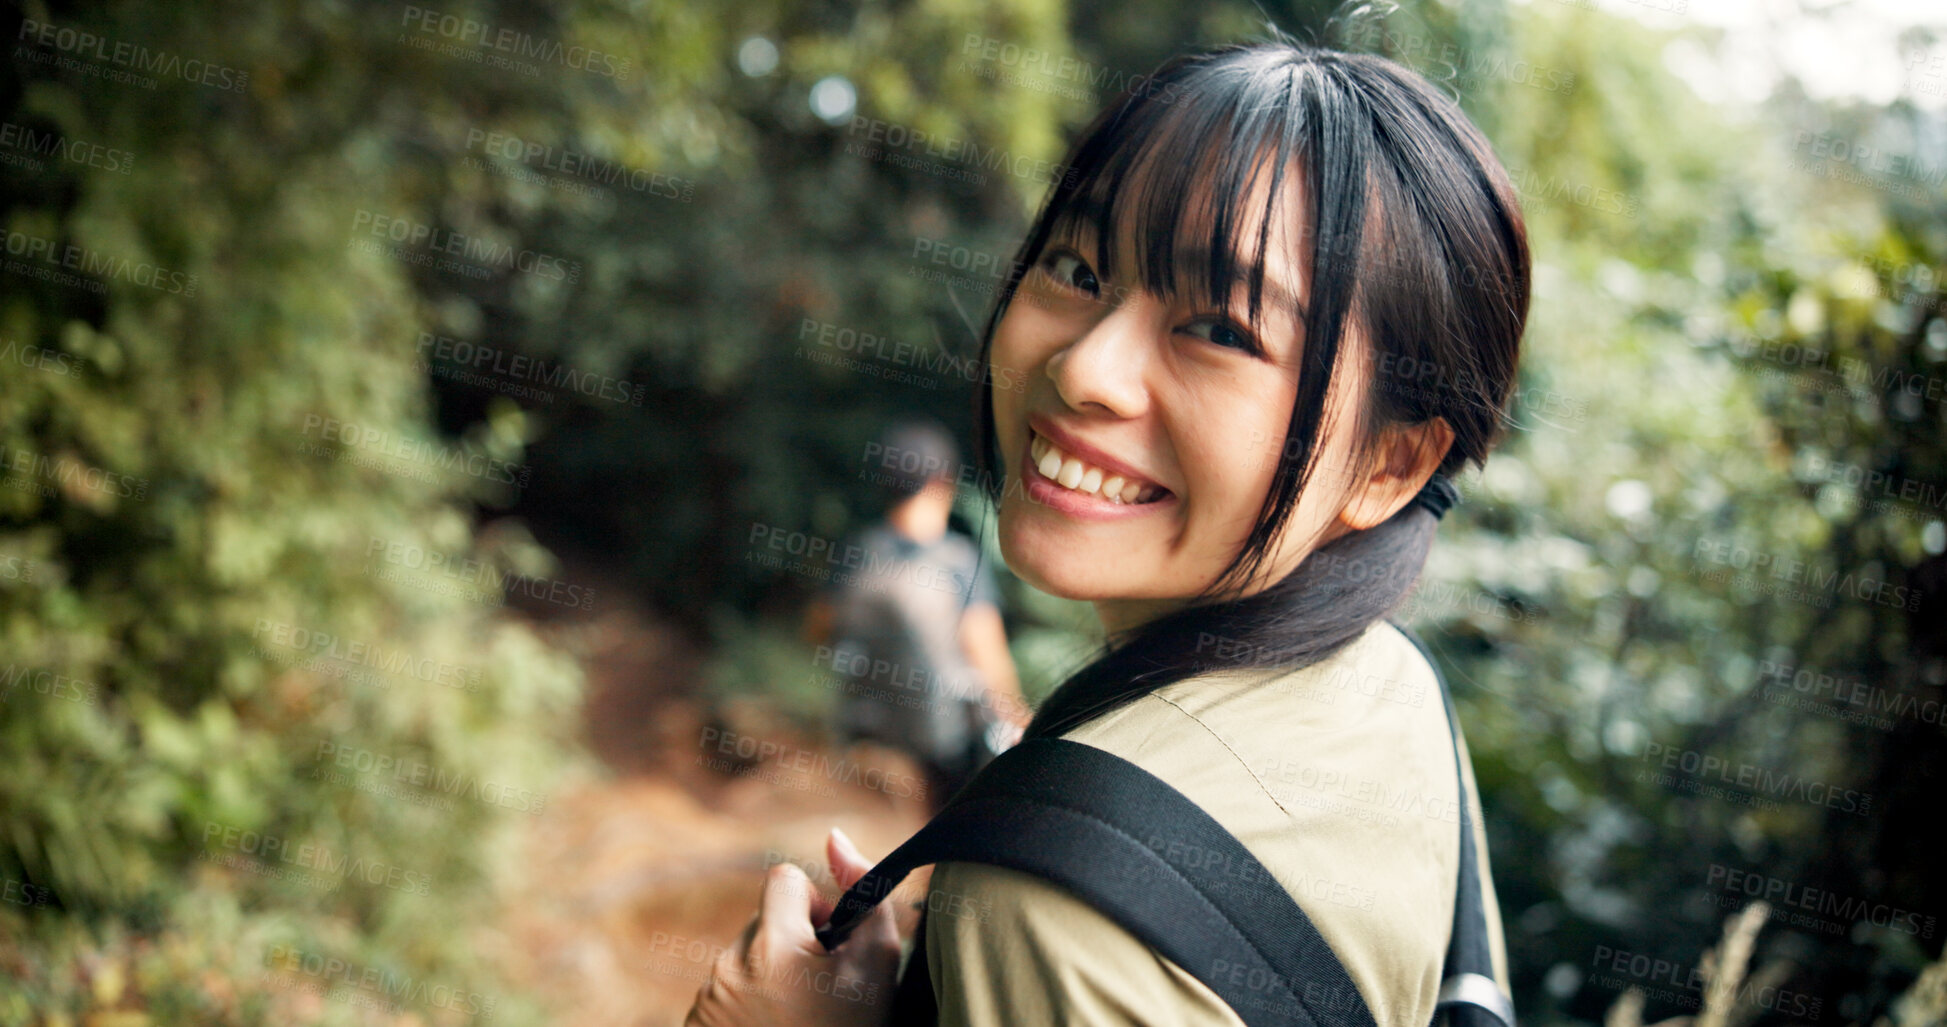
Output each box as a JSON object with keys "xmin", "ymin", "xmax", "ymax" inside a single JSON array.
[{"xmin": 873, "ymin": 418, "xmax": 960, "ymax": 498}]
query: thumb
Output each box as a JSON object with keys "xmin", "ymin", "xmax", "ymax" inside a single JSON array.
[
  {"xmin": 826, "ymin": 826, "xmax": 874, "ymax": 891},
  {"xmin": 752, "ymin": 861, "xmax": 819, "ymax": 951}
]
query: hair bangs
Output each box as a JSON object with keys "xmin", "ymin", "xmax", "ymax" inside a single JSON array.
[{"xmin": 1041, "ymin": 58, "xmax": 1319, "ymax": 341}]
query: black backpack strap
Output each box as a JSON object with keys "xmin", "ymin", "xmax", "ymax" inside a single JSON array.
[
  {"xmin": 1393, "ymin": 622, "xmax": 1515, "ymax": 1027},
  {"xmin": 819, "ymin": 625, "xmax": 1516, "ymax": 1027},
  {"xmin": 816, "ymin": 735, "xmax": 1377, "ymax": 1027}
]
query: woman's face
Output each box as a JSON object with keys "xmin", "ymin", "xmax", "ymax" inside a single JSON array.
[{"xmin": 990, "ymin": 176, "xmax": 1374, "ymax": 633}]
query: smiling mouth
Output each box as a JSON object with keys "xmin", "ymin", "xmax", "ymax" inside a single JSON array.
[{"xmin": 1029, "ymin": 430, "xmax": 1169, "ymax": 505}]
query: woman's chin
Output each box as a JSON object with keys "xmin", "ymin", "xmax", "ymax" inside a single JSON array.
[{"xmin": 998, "ymin": 508, "xmax": 1143, "ymax": 601}]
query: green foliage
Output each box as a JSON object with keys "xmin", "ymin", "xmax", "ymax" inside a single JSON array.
[
  {"xmin": 0, "ymin": 0, "xmax": 596, "ymax": 1021},
  {"xmin": 3, "ymin": 0, "xmax": 1942, "ymax": 1023}
]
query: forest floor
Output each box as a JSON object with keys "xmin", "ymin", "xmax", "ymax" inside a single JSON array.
[{"xmin": 489, "ymin": 573, "xmax": 934, "ymax": 1026}]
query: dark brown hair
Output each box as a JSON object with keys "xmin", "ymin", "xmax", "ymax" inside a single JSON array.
[{"xmin": 967, "ymin": 41, "xmax": 1532, "ymax": 740}]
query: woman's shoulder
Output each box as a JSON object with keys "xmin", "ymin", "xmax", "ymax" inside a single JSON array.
[
  {"xmin": 925, "ymin": 620, "xmax": 1495, "ymax": 1026},
  {"xmin": 927, "ymin": 860, "xmax": 1249, "ymax": 1027},
  {"xmin": 1034, "ymin": 619, "xmax": 1465, "ymax": 1026},
  {"xmin": 1064, "ymin": 618, "xmax": 1455, "ymax": 801}
]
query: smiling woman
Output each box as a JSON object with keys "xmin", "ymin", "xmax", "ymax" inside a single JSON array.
[{"xmin": 687, "ymin": 36, "xmax": 1531, "ymax": 1027}]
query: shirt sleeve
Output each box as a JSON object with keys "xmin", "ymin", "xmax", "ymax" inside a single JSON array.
[{"xmin": 925, "ymin": 861, "xmax": 1248, "ymax": 1027}]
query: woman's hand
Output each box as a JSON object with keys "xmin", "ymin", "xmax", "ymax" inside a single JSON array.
[{"xmin": 683, "ymin": 828, "xmax": 902, "ymax": 1027}]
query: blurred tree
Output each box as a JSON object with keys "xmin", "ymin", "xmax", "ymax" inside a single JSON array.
[
  {"xmin": 2, "ymin": 0, "xmax": 1941, "ymax": 1023},
  {"xmin": 0, "ymin": 0, "xmax": 611, "ymax": 1021}
]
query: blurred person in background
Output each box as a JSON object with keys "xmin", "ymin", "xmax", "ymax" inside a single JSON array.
[{"xmin": 803, "ymin": 418, "xmax": 1028, "ymax": 812}]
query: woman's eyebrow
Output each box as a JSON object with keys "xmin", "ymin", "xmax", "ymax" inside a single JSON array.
[
  {"xmin": 1041, "ymin": 215, "xmax": 1310, "ymax": 321},
  {"xmin": 1175, "ymin": 247, "xmax": 1310, "ymax": 322}
]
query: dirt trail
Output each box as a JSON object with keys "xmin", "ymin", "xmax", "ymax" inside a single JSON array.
[{"xmin": 493, "ymin": 574, "xmax": 933, "ymax": 1026}]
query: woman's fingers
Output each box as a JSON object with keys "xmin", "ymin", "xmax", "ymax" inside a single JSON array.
[
  {"xmin": 826, "ymin": 826, "xmax": 872, "ymax": 890},
  {"xmin": 687, "ymin": 850, "xmax": 902, "ymax": 1027},
  {"xmin": 812, "ymin": 827, "xmax": 869, "ymax": 930},
  {"xmin": 808, "ymin": 886, "xmax": 837, "ymax": 929},
  {"xmin": 750, "ymin": 861, "xmax": 819, "ymax": 957},
  {"xmin": 828, "ymin": 827, "xmax": 901, "ymax": 982}
]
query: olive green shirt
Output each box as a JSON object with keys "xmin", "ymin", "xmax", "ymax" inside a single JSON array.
[{"xmin": 923, "ymin": 620, "xmax": 1509, "ymax": 1026}]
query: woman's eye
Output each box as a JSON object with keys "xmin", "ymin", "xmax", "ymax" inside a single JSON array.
[
  {"xmin": 1184, "ymin": 318, "xmax": 1258, "ymax": 353},
  {"xmin": 1040, "ymin": 251, "xmax": 1100, "ymax": 297}
]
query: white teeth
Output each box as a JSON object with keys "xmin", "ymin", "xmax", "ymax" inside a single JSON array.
[
  {"xmin": 1031, "ymin": 431, "xmax": 1161, "ymax": 505},
  {"xmin": 1036, "ymin": 449, "xmax": 1062, "ymax": 480},
  {"xmin": 1056, "ymin": 458, "xmax": 1085, "ymax": 489}
]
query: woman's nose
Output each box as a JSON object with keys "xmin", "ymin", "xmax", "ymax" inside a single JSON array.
[{"xmin": 1045, "ymin": 300, "xmax": 1158, "ymax": 418}]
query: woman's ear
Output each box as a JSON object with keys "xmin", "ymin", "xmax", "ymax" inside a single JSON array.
[{"xmin": 1335, "ymin": 418, "xmax": 1456, "ymax": 532}]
